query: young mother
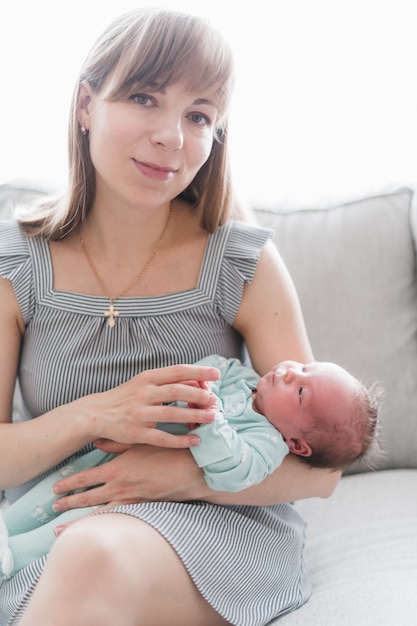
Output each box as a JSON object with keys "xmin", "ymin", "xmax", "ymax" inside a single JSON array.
[{"xmin": 0, "ymin": 8, "xmax": 338, "ymax": 626}]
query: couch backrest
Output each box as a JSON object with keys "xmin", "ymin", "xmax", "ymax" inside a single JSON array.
[
  {"xmin": 255, "ymin": 187, "xmax": 417, "ymax": 473},
  {"xmin": 0, "ymin": 180, "xmax": 52, "ymax": 219}
]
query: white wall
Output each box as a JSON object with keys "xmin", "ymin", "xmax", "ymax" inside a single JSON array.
[{"xmin": 1, "ymin": 0, "xmax": 416, "ymax": 205}]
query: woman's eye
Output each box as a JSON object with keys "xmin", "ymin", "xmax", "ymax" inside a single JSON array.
[
  {"xmin": 188, "ymin": 113, "xmax": 211, "ymax": 126},
  {"xmin": 130, "ymin": 93, "xmax": 153, "ymax": 106}
]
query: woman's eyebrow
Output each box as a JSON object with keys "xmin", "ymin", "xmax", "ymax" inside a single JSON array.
[{"xmin": 193, "ymin": 97, "xmax": 217, "ymax": 108}]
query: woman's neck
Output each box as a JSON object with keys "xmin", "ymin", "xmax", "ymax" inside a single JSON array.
[{"xmin": 79, "ymin": 201, "xmax": 173, "ymax": 266}]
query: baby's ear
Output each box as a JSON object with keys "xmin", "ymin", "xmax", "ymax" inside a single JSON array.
[{"xmin": 287, "ymin": 438, "xmax": 312, "ymax": 458}]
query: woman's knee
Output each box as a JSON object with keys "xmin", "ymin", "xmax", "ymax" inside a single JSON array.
[
  {"xmin": 37, "ymin": 513, "xmax": 229, "ymax": 625},
  {"xmin": 48, "ymin": 514, "xmax": 132, "ymax": 588}
]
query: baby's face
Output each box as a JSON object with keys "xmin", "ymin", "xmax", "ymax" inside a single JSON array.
[{"xmin": 253, "ymin": 361, "xmax": 358, "ymax": 442}]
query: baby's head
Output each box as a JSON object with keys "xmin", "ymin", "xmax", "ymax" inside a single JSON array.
[{"xmin": 253, "ymin": 360, "xmax": 381, "ymax": 471}]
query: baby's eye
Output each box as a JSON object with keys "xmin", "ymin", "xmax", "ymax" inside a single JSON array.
[
  {"xmin": 130, "ymin": 93, "xmax": 154, "ymax": 106},
  {"xmin": 188, "ymin": 112, "xmax": 211, "ymax": 126},
  {"xmin": 298, "ymin": 387, "xmax": 304, "ymax": 403}
]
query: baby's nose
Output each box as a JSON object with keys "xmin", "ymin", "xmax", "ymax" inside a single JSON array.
[
  {"xmin": 284, "ymin": 364, "xmax": 304, "ymax": 383},
  {"xmin": 284, "ymin": 368, "xmax": 296, "ymax": 382}
]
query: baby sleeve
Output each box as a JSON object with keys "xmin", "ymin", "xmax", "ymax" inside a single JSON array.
[{"xmin": 189, "ymin": 408, "xmax": 289, "ymax": 492}]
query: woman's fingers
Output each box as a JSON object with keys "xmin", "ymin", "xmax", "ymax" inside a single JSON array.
[
  {"xmin": 149, "ymin": 385, "xmax": 212, "ymax": 407},
  {"xmin": 87, "ymin": 364, "xmax": 219, "ymax": 445},
  {"xmin": 52, "ymin": 446, "xmax": 206, "ymax": 512},
  {"xmin": 138, "ymin": 365, "xmax": 218, "ymax": 403},
  {"xmin": 143, "ymin": 364, "xmax": 219, "ymax": 386},
  {"xmin": 94, "ymin": 439, "xmax": 133, "ymax": 453},
  {"xmin": 156, "ymin": 401, "xmax": 215, "ymax": 424},
  {"xmin": 53, "ymin": 467, "xmax": 113, "ymax": 510}
]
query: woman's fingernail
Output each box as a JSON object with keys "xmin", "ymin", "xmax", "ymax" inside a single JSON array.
[
  {"xmin": 52, "ymin": 502, "xmax": 62, "ymax": 513},
  {"xmin": 189, "ymin": 436, "xmax": 200, "ymax": 446},
  {"xmin": 54, "ymin": 525, "xmax": 65, "ymax": 537}
]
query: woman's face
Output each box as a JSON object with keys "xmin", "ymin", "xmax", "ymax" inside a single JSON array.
[{"xmin": 79, "ymin": 81, "xmax": 219, "ymax": 211}]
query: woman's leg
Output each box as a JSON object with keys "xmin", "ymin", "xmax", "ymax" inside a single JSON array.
[{"xmin": 17, "ymin": 513, "xmax": 231, "ymax": 626}]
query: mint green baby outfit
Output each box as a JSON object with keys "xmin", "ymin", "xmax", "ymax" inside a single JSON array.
[{"xmin": 0, "ymin": 449, "xmax": 115, "ymax": 579}]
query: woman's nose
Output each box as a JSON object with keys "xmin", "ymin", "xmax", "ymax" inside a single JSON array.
[{"xmin": 151, "ymin": 120, "xmax": 184, "ymax": 151}]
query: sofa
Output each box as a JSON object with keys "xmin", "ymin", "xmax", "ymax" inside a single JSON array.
[
  {"xmin": 256, "ymin": 185, "xmax": 417, "ymax": 625},
  {"xmin": 1, "ymin": 181, "xmax": 417, "ymax": 624}
]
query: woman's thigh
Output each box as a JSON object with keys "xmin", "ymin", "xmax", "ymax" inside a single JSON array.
[{"xmin": 18, "ymin": 512, "xmax": 231, "ymax": 626}]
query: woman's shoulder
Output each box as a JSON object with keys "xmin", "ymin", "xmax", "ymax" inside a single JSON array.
[
  {"xmin": 209, "ymin": 219, "xmax": 274, "ymax": 275},
  {"xmin": 220, "ymin": 217, "xmax": 274, "ymax": 236},
  {"xmin": 199, "ymin": 220, "xmax": 274, "ymax": 325},
  {"xmin": 0, "ymin": 220, "xmax": 37, "ymax": 323},
  {"xmin": 0, "ymin": 219, "xmax": 31, "ymax": 257},
  {"xmin": 215, "ymin": 218, "xmax": 274, "ymax": 253},
  {"xmin": 0, "ymin": 220, "xmax": 33, "ymax": 281}
]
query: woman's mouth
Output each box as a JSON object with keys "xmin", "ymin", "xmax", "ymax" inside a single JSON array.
[{"xmin": 133, "ymin": 159, "xmax": 177, "ymax": 181}]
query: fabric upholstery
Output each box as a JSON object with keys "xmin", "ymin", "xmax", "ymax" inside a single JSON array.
[
  {"xmin": 274, "ymin": 470, "xmax": 417, "ymax": 625},
  {"xmin": 256, "ymin": 188, "xmax": 417, "ymax": 472},
  {"xmin": 255, "ymin": 187, "xmax": 417, "ymax": 625}
]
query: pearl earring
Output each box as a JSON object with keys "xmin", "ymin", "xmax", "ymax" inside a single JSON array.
[{"xmin": 80, "ymin": 124, "xmax": 87, "ymax": 136}]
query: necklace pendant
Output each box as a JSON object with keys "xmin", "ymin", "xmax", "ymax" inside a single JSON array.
[
  {"xmin": 80, "ymin": 206, "xmax": 171, "ymax": 329},
  {"xmin": 104, "ymin": 301, "xmax": 119, "ymax": 328}
]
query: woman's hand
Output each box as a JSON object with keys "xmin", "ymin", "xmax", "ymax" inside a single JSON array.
[
  {"xmin": 51, "ymin": 443, "xmax": 340, "ymax": 516},
  {"xmin": 83, "ymin": 364, "xmax": 220, "ymax": 449},
  {"xmin": 52, "ymin": 445, "xmax": 210, "ymax": 512}
]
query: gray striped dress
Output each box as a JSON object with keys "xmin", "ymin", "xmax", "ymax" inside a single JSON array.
[{"xmin": 0, "ymin": 219, "xmax": 310, "ymax": 626}]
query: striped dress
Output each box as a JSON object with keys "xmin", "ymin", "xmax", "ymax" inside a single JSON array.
[{"xmin": 0, "ymin": 219, "xmax": 310, "ymax": 626}]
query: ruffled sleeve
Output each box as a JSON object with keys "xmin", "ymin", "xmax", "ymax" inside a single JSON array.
[
  {"xmin": 0, "ymin": 220, "xmax": 35, "ymax": 324},
  {"xmin": 215, "ymin": 220, "xmax": 274, "ymax": 324}
]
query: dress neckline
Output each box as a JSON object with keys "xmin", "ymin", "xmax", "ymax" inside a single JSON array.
[{"xmin": 27, "ymin": 222, "xmax": 233, "ymax": 317}]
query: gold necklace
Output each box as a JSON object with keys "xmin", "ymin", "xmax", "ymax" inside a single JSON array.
[{"xmin": 79, "ymin": 207, "xmax": 172, "ymax": 327}]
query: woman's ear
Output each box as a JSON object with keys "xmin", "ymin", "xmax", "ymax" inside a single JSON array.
[
  {"xmin": 287, "ymin": 438, "xmax": 312, "ymax": 458},
  {"xmin": 77, "ymin": 80, "xmax": 93, "ymax": 130}
]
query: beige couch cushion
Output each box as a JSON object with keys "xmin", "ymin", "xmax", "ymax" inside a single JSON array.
[
  {"xmin": 255, "ymin": 187, "xmax": 417, "ymax": 472},
  {"xmin": 275, "ymin": 470, "xmax": 417, "ymax": 625}
]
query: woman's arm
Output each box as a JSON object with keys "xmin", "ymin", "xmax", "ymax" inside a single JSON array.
[
  {"xmin": 0, "ymin": 366, "xmax": 220, "ymax": 490},
  {"xmin": 0, "ymin": 277, "xmax": 221, "ymax": 490},
  {"xmin": 232, "ymin": 240, "xmax": 341, "ymax": 500},
  {"xmin": 207, "ymin": 454, "xmax": 341, "ymax": 503},
  {"xmin": 51, "ymin": 445, "xmax": 339, "ymax": 513},
  {"xmin": 0, "ymin": 278, "xmax": 84, "ymax": 489},
  {"xmin": 233, "ymin": 241, "xmax": 315, "ymax": 372}
]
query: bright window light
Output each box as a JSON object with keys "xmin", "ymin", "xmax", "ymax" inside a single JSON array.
[{"xmin": 0, "ymin": 0, "xmax": 416, "ymax": 205}]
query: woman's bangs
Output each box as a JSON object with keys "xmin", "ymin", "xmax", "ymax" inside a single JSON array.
[{"xmin": 103, "ymin": 15, "xmax": 233, "ymax": 117}]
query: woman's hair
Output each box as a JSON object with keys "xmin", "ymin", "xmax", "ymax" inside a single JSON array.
[{"xmin": 18, "ymin": 8, "xmax": 236, "ymax": 239}]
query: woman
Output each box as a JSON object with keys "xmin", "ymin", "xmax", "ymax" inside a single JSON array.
[{"xmin": 0, "ymin": 8, "xmax": 339, "ymax": 626}]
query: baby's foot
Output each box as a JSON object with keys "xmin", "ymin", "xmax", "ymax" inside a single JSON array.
[{"xmin": 0, "ymin": 512, "xmax": 14, "ymax": 578}]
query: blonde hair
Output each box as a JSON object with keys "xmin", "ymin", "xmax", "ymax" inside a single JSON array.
[{"xmin": 18, "ymin": 8, "xmax": 236, "ymax": 239}]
